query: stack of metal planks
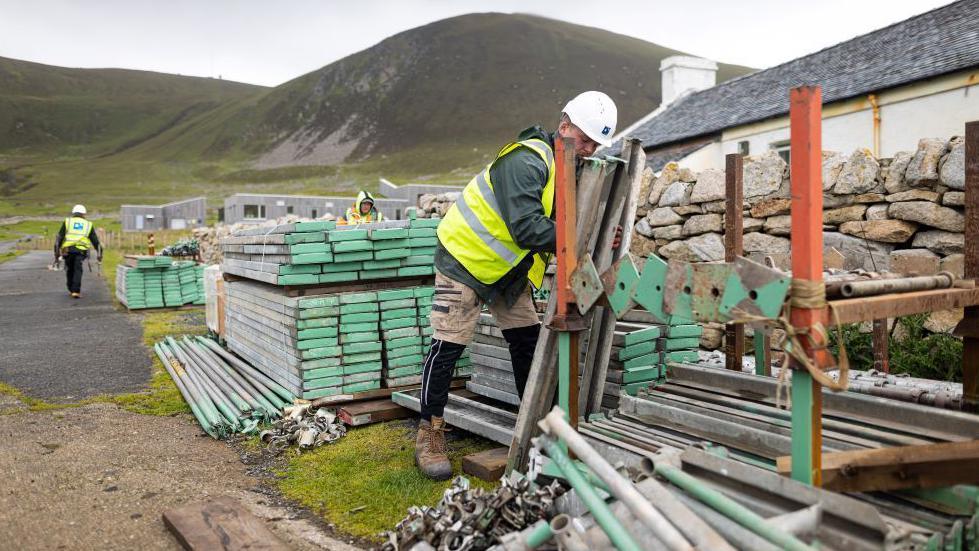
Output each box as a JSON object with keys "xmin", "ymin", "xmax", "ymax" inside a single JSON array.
[
  {"xmin": 116, "ymin": 257, "xmax": 204, "ymax": 310},
  {"xmin": 468, "ymin": 313, "xmax": 520, "ymax": 405},
  {"xmin": 603, "ymin": 320, "xmax": 701, "ymax": 407},
  {"xmin": 219, "ymin": 218, "xmax": 439, "ymax": 286},
  {"xmin": 224, "ymin": 278, "xmax": 470, "ymax": 400}
]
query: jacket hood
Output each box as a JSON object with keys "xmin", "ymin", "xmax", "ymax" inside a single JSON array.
[
  {"xmin": 517, "ymin": 125, "xmax": 552, "ymax": 146},
  {"xmin": 355, "ymin": 190, "xmax": 376, "ymax": 213}
]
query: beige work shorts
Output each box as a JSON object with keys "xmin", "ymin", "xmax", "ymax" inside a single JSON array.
[{"xmin": 430, "ymin": 269, "xmax": 540, "ymax": 345}]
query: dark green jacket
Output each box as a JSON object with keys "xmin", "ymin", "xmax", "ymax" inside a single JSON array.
[{"xmin": 436, "ymin": 126, "xmax": 556, "ymax": 307}]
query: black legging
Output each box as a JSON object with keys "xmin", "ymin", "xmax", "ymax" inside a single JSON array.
[{"xmin": 64, "ymin": 251, "xmax": 86, "ymax": 293}]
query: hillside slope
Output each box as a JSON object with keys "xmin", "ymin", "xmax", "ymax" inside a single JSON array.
[
  {"xmin": 121, "ymin": 13, "xmax": 754, "ymax": 169},
  {"xmin": 0, "ymin": 56, "xmax": 264, "ymax": 159}
]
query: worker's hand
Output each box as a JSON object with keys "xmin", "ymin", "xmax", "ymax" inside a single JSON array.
[
  {"xmin": 611, "ymin": 225, "xmax": 623, "ymax": 250},
  {"xmin": 97, "ymin": 253, "xmax": 103, "ymax": 262}
]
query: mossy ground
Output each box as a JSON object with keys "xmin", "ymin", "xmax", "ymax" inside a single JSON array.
[
  {"xmin": 278, "ymin": 421, "xmax": 496, "ymax": 541},
  {"xmin": 0, "ymin": 250, "xmax": 25, "ymax": 264}
]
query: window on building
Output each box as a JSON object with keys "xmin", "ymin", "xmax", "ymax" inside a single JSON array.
[
  {"xmin": 286, "ymin": 205, "xmax": 294, "ymax": 214},
  {"xmin": 260, "ymin": 205, "xmax": 267, "ymax": 219},
  {"xmin": 243, "ymin": 204, "xmax": 260, "ymax": 219},
  {"xmin": 311, "ymin": 208, "xmax": 318, "ymax": 219},
  {"xmin": 771, "ymin": 140, "xmax": 790, "ymax": 164},
  {"xmin": 738, "ymin": 141, "xmax": 750, "ymax": 156}
]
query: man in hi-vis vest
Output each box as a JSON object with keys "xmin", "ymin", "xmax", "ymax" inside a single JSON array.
[
  {"xmin": 415, "ymin": 91, "xmax": 618, "ymax": 479},
  {"xmin": 55, "ymin": 204, "xmax": 102, "ymax": 298}
]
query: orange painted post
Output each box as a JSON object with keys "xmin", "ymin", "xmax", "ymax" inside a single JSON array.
[
  {"xmin": 788, "ymin": 86, "xmax": 829, "ymax": 486},
  {"xmin": 553, "ymin": 136, "xmax": 580, "ymax": 427}
]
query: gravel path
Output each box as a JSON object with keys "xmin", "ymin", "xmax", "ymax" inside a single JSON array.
[
  {"xmin": 0, "ymin": 251, "xmax": 149, "ymax": 401},
  {"xmin": 0, "ymin": 403, "xmax": 361, "ymax": 550}
]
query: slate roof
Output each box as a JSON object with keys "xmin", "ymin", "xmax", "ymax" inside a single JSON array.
[{"xmin": 614, "ymin": 0, "xmax": 979, "ymax": 152}]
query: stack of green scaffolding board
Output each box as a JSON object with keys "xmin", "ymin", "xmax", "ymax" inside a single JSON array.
[
  {"xmin": 115, "ymin": 258, "xmax": 205, "ymax": 310},
  {"xmin": 219, "ymin": 218, "xmax": 439, "ymax": 285},
  {"xmin": 224, "ymin": 278, "xmax": 468, "ymax": 400},
  {"xmin": 380, "ymin": 287, "xmax": 472, "ymax": 387},
  {"xmin": 612, "ymin": 321, "xmax": 702, "ymax": 396}
]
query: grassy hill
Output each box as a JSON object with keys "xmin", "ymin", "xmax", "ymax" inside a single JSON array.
[
  {"xmin": 0, "ymin": 13, "xmax": 754, "ymax": 216},
  {"xmin": 119, "ymin": 13, "xmax": 753, "ymax": 166},
  {"xmin": 0, "ymin": 56, "xmax": 264, "ymax": 161}
]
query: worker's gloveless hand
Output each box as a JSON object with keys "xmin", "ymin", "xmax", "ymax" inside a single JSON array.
[
  {"xmin": 97, "ymin": 253, "xmax": 103, "ymax": 262},
  {"xmin": 611, "ymin": 225, "xmax": 623, "ymax": 249}
]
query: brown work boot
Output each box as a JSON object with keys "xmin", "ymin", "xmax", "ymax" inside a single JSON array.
[{"xmin": 415, "ymin": 417, "xmax": 452, "ymax": 480}]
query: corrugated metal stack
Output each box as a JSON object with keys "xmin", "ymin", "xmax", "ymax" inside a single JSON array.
[
  {"xmin": 220, "ymin": 218, "xmax": 439, "ymax": 285},
  {"xmin": 115, "ymin": 256, "xmax": 204, "ymax": 310}
]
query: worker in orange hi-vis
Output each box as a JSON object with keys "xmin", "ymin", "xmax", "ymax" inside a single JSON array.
[{"xmin": 339, "ymin": 191, "xmax": 384, "ymax": 225}]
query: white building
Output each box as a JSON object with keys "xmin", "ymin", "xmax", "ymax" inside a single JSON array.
[{"xmin": 611, "ymin": 0, "xmax": 979, "ymax": 171}]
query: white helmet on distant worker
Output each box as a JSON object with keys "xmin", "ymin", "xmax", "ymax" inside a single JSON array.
[
  {"xmin": 71, "ymin": 204, "xmax": 87, "ymax": 215},
  {"xmin": 562, "ymin": 91, "xmax": 618, "ymax": 148}
]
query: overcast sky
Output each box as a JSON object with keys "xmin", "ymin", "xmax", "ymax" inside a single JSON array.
[{"xmin": 0, "ymin": 0, "xmax": 954, "ymax": 87}]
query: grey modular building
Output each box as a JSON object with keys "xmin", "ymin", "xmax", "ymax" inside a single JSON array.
[
  {"xmin": 121, "ymin": 197, "xmax": 207, "ymax": 232},
  {"xmin": 222, "ymin": 179, "xmax": 463, "ymax": 225}
]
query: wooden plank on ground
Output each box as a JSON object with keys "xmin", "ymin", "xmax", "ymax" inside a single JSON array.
[
  {"xmin": 462, "ymin": 447, "xmax": 509, "ymax": 481},
  {"xmin": 775, "ymin": 440, "xmax": 979, "ymax": 492},
  {"xmin": 162, "ymin": 497, "xmax": 288, "ymax": 551},
  {"xmin": 339, "ymin": 399, "xmax": 411, "ymax": 426}
]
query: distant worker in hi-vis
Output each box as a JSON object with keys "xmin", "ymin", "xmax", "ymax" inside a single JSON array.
[
  {"xmin": 414, "ymin": 91, "xmax": 620, "ymax": 480},
  {"xmin": 55, "ymin": 204, "xmax": 102, "ymax": 298},
  {"xmin": 341, "ymin": 190, "xmax": 385, "ymax": 224}
]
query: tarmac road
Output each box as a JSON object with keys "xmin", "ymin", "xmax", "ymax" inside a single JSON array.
[{"xmin": 0, "ymin": 251, "xmax": 150, "ymax": 401}]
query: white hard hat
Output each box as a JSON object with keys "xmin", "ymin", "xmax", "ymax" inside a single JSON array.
[
  {"xmin": 71, "ymin": 204, "xmax": 87, "ymax": 215},
  {"xmin": 562, "ymin": 91, "xmax": 618, "ymax": 148}
]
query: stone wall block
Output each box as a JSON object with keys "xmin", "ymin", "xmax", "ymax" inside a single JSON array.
[
  {"xmin": 823, "ymin": 232, "xmax": 894, "ymax": 271},
  {"xmin": 647, "ymin": 162, "xmax": 679, "ymax": 206},
  {"xmin": 645, "ymin": 207, "xmax": 684, "ymax": 227},
  {"xmin": 839, "ymin": 219, "xmax": 918, "ymax": 243},
  {"xmin": 688, "ymin": 168, "xmax": 726, "ymax": 203},
  {"xmin": 833, "ymin": 148, "xmax": 880, "ymax": 194},
  {"xmin": 743, "ymin": 232, "xmax": 790, "ymax": 254},
  {"xmin": 682, "ymin": 214, "xmax": 722, "ymax": 236},
  {"xmin": 884, "ymin": 151, "xmax": 913, "ymax": 194},
  {"xmin": 823, "ymin": 205, "xmax": 867, "ymax": 225},
  {"xmin": 822, "ymin": 151, "xmax": 845, "ymax": 191},
  {"xmin": 904, "ymin": 138, "xmax": 948, "ymax": 188},
  {"xmin": 888, "ymin": 201, "xmax": 964, "ymax": 232},
  {"xmin": 939, "ymin": 136, "xmax": 965, "ymax": 190},
  {"xmin": 911, "ymin": 230, "xmax": 964, "ymax": 255},
  {"xmin": 658, "ymin": 232, "xmax": 725, "ymax": 262},
  {"xmin": 889, "ymin": 249, "xmax": 940, "ymax": 275},
  {"xmin": 743, "ymin": 150, "xmax": 785, "ymax": 198},
  {"xmin": 658, "ymin": 181, "xmax": 694, "ymax": 207}
]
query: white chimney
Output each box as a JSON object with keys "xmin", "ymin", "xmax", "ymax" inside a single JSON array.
[{"xmin": 660, "ymin": 56, "xmax": 718, "ymax": 106}]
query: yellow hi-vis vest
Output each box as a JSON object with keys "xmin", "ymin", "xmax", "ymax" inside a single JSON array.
[
  {"xmin": 437, "ymin": 138, "xmax": 555, "ymax": 289},
  {"xmin": 62, "ymin": 217, "xmax": 93, "ymax": 251}
]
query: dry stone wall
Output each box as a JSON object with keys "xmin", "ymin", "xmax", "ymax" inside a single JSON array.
[{"xmin": 630, "ymin": 136, "xmax": 967, "ymax": 347}]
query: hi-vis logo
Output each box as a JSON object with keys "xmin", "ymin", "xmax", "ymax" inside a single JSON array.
[
  {"xmin": 602, "ymin": 126, "xmax": 611, "ymax": 136},
  {"xmin": 73, "ymin": 222, "xmax": 84, "ymax": 230}
]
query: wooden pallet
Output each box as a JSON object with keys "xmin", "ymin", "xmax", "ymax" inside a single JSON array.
[{"xmin": 310, "ymin": 378, "xmax": 468, "ymax": 407}]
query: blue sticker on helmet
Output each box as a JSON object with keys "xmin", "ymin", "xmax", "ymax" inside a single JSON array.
[{"xmin": 602, "ymin": 126, "xmax": 611, "ymax": 135}]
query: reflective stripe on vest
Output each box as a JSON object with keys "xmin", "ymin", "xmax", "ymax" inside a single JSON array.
[
  {"xmin": 63, "ymin": 217, "xmax": 93, "ymax": 251},
  {"xmin": 437, "ymin": 138, "xmax": 555, "ymax": 289}
]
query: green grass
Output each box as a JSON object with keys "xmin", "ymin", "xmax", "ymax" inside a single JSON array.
[
  {"xmin": 278, "ymin": 421, "xmax": 496, "ymax": 540},
  {"xmin": 0, "ymin": 217, "xmax": 120, "ymax": 241},
  {"xmin": 100, "ymin": 310, "xmax": 206, "ymax": 416},
  {"xmin": 0, "ymin": 381, "xmax": 68, "ymax": 413},
  {"xmin": 0, "ymin": 250, "xmax": 24, "ymax": 264},
  {"xmin": 829, "ymin": 314, "xmax": 964, "ymax": 381}
]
